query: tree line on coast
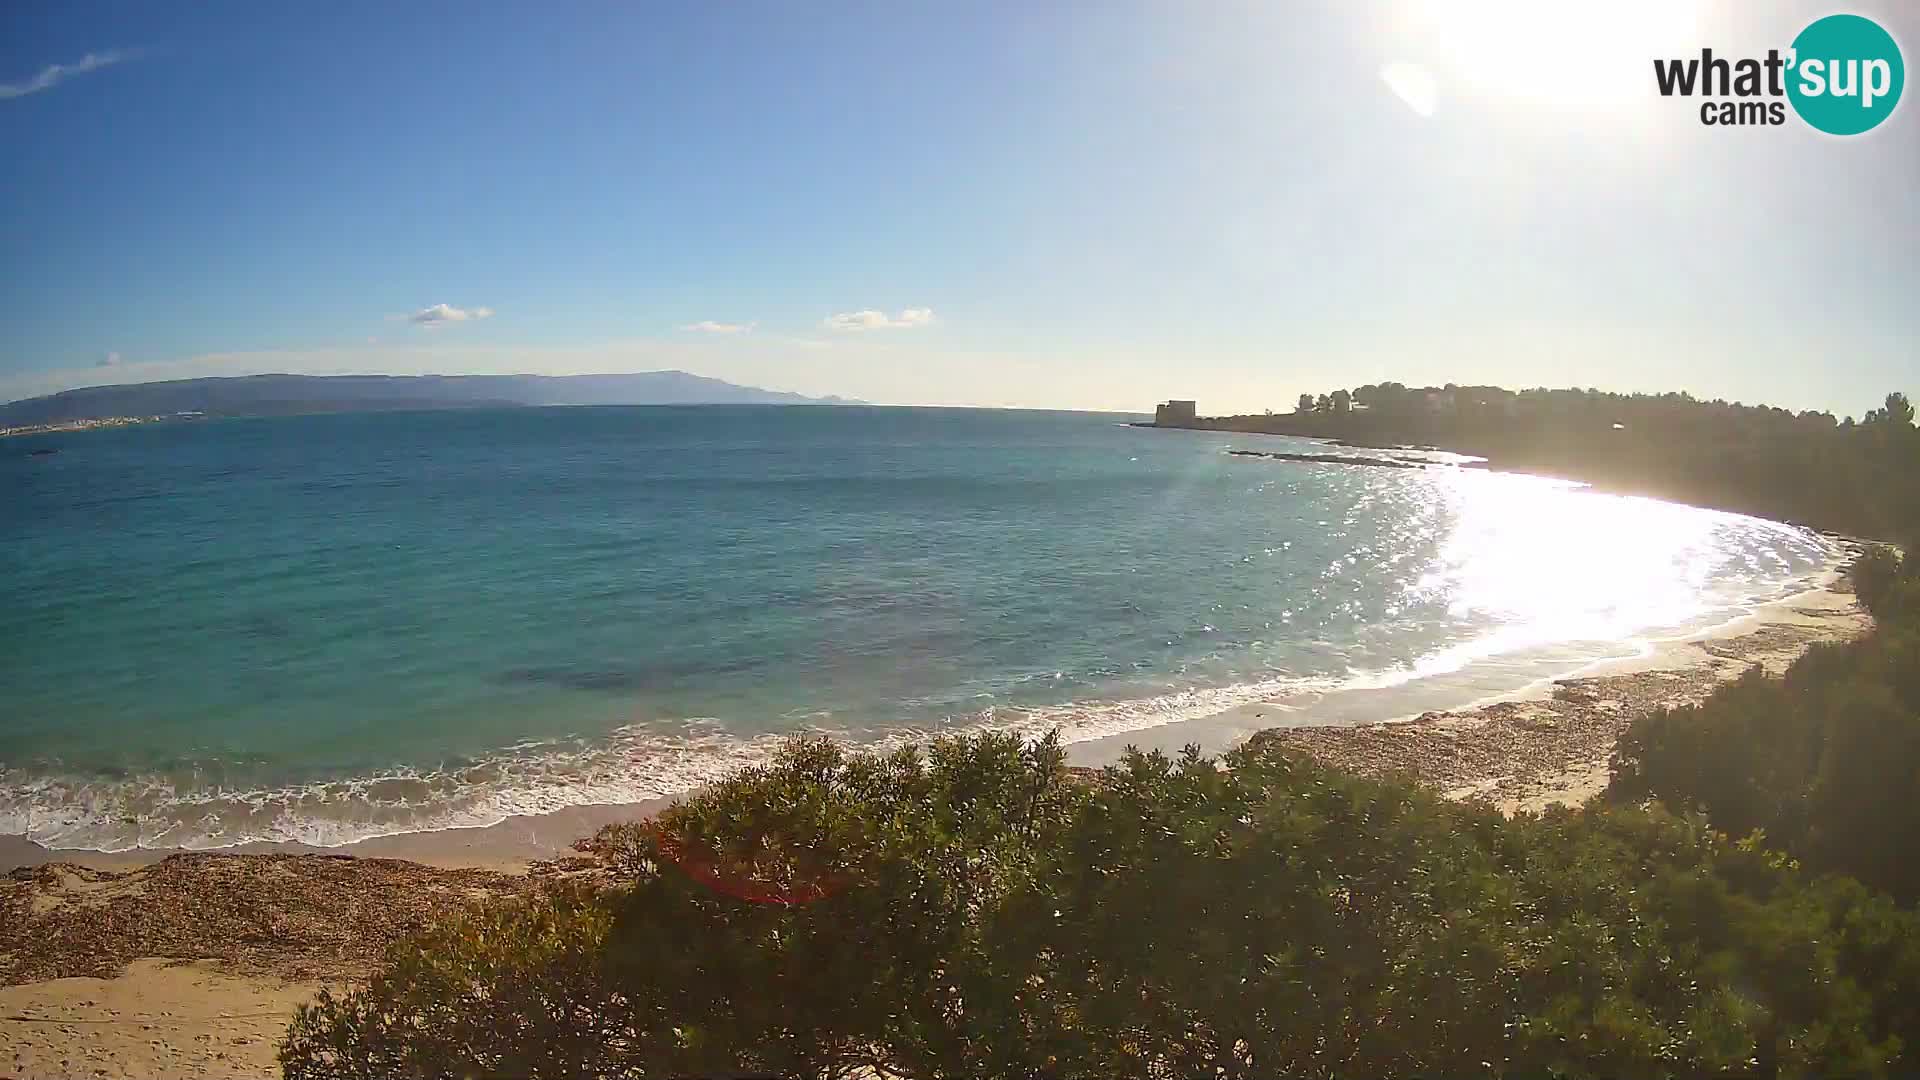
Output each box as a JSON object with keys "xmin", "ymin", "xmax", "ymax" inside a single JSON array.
[
  {"xmin": 283, "ymin": 547, "xmax": 1920, "ymax": 1077},
  {"xmin": 1195, "ymin": 385, "xmax": 1919, "ymax": 543}
]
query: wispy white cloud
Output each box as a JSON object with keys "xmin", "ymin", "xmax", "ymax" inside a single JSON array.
[
  {"xmin": 0, "ymin": 50, "xmax": 136, "ymax": 102},
  {"xmin": 97, "ymin": 351, "xmax": 121, "ymax": 368},
  {"xmin": 822, "ymin": 307, "xmax": 935, "ymax": 332},
  {"xmin": 407, "ymin": 303, "xmax": 495, "ymax": 327},
  {"xmin": 680, "ymin": 320, "xmax": 754, "ymax": 334}
]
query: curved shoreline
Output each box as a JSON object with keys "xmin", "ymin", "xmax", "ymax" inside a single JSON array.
[
  {"xmin": 1064, "ymin": 564, "xmax": 1866, "ymax": 771},
  {"xmin": 1248, "ymin": 577, "xmax": 1869, "ymax": 815},
  {"xmin": 2, "ymin": 421, "xmax": 1850, "ymax": 859},
  {"xmin": 1, "ymin": 545, "xmax": 1864, "ymax": 872},
  {"xmin": 0, "ymin": 548, "xmax": 1879, "ymax": 1076}
]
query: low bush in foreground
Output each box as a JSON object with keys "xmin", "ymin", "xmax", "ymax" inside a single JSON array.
[
  {"xmin": 283, "ymin": 731, "xmax": 1920, "ymax": 1079},
  {"xmin": 1610, "ymin": 544, "xmax": 1920, "ymax": 902}
]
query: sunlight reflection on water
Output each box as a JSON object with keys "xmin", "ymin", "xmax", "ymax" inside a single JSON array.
[{"xmin": 1420, "ymin": 468, "xmax": 1797, "ymax": 648}]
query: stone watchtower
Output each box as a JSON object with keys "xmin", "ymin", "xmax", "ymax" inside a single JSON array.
[{"xmin": 1154, "ymin": 400, "xmax": 1197, "ymax": 427}]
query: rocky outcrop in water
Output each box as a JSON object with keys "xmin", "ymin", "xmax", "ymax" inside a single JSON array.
[{"xmin": 1225, "ymin": 449, "xmax": 1443, "ymax": 470}]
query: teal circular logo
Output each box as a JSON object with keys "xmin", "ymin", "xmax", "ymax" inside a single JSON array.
[{"xmin": 1787, "ymin": 14, "xmax": 1904, "ymax": 135}]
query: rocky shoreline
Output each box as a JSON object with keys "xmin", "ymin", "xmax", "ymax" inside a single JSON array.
[
  {"xmin": 1248, "ymin": 590, "xmax": 1871, "ymax": 815},
  {"xmin": 1224, "ymin": 447, "xmax": 1468, "ymax": 470}
]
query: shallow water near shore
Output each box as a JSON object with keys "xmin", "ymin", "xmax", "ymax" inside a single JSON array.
[{"xmin": 0, "ymin": 406, "xmax": 1838, "ymax": 851}]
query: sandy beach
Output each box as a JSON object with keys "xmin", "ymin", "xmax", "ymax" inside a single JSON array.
[
  {"xmin": 1247, "ymin": 582, "xmax": 1871, "ymax": 814},
  {"xmin": 1071, "ymin": 571, "xmax": 1873, "ymax": 814},
  {"xmin": 1, "ymin": 855, "xmax": 533, "ymax": 1077},
  {"xmin": 0, "ymin": 572, "xmax": 1874, "ymax": 1078}
]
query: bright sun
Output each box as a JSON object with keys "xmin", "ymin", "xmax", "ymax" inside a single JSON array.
[{"xmin": 1408, "ymin": 0, "xmax": 1704, "ymax": 108}]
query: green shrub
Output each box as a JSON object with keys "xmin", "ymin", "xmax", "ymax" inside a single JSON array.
[
  {"xmin": 282, "ymin": 734, "xmax": 1920, "ymax": 1079},
  {"xmin": 1610, "ymin": 546, "xmax": 1920, "ymax": 903},
  {"xmin": 279, "ymin": 882, "xmax": 622, "ymax": 1080},
  {"xmin": 1853, "ymin": 545, "xmax": 1906, "ymax": 619}
]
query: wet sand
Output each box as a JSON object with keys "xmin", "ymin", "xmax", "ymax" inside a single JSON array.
[{"xmin": 0, "ymin": 796, "xmax": 676, "ymax": 876}]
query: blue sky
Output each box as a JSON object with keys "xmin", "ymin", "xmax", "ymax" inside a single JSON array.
[{"xmin": 2, "ymin": 1, "xmax": 1914, "ymax": 414}]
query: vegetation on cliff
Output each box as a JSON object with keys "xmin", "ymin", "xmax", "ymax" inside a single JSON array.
[{"xmin": 1190, "ymin": 385, "xmax": 1919, "ymax": 541}]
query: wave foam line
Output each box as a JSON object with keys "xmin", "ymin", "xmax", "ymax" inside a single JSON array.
[{"xmin": 0, "ymin": 538, "xmax": 1847, "ymax": 853}]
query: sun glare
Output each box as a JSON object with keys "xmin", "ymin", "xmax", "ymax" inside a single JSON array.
[
  {"xmin": 1425, "ymin": 468, "xmax": 1728, "ymax": 644},
  {"xmin": 1411, "ymin": 0, "xmax": 1704, "ymax": 107}
]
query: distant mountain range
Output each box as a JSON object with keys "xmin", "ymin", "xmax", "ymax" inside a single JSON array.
[{"xmin": 0, "ymin": 372, "xmax": 858, "ymax": 426}]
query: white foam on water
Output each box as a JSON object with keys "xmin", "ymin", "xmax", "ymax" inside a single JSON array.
[{"xmin": 0, "ymin": 528, "xmax": 1850, "ymax": 853}]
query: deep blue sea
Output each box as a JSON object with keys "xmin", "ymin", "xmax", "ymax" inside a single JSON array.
[{"xmin": 0, "ymin": 406, "xmax": 1836, "ymax": 850}]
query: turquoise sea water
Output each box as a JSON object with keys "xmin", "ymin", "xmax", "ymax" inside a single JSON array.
[{"xmin": 1, "ymin": 406, "xmax": 1836, "ymax": 850}]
